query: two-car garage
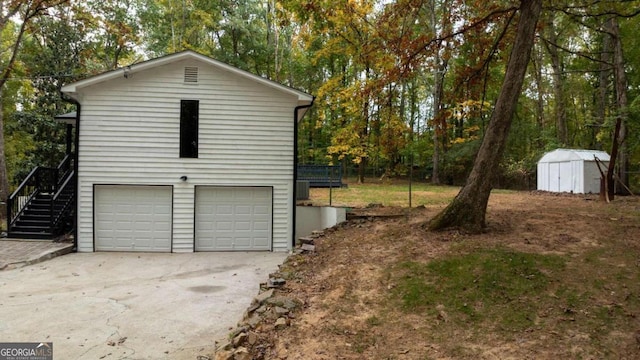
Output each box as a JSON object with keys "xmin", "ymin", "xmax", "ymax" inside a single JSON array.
[{"xmin": 94, "ymin": 185, "xmax": 272, "ymax": 252}]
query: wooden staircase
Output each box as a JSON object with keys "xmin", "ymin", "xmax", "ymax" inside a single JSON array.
[{"xmin": 7, "ymin": 155, "xmax": 75, "ymax": 240}]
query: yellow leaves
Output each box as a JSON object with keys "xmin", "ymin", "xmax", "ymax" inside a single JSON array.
[
  {"xmin": 316, "ymin": 75, "xmax": 344, "ymax": 100},
  {"xmin": 447, "ymin": 100, "xmax": 488, "ymax": 145},
  {"xmin": 327, "ymin": 124, "xmax": 368, "ymax": 164},
  {"xmin": 452, "ymin": 99, "xmax": 490, "ymax": 121}
]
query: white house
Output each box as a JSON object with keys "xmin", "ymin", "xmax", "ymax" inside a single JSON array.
[
  {"xmin": 537, "ymin": 149, "xmax": 610, "ymax": 194},
  {"xmin": 61, "ymin": 51, "xmax": 314, "ymax": 252}
]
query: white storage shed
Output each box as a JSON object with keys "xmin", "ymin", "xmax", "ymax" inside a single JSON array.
[{"xmin": 537, "ymin": 149, "xmax": 610, "ymax": 194}]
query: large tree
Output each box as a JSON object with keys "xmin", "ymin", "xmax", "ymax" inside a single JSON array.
[
  {"xmin": 428, "ymin": 0, "xmax": 542, "ymax": 232},
  {"xmin": 0, "ymin": 0, "xmax": 67, "ymax": 218}
]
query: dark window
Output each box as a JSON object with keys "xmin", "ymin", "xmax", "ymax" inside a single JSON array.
[{"xmin": 180, "ymin": 100, "xmax": 199, "ymax": 158}]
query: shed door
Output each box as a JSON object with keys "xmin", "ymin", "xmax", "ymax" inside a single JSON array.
[
  {"xmin": 549, "ymin": 163, "xmax": 560, "ymax": 192},
  {"xmin": 94, "ymin": 185, "xmax": 172, "ymax": 252},
  {"xmin": 559, "ymin": 162, "xmax": 573, "ymax": 192},
  {"xmin": 195, "ymin": 187, "xmax": 272, "ymax": 251}
]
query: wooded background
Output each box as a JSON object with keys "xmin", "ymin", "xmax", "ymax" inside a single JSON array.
[{"xmin": 1, "ymin": 0, "xmax": 639, "ymax": 195}]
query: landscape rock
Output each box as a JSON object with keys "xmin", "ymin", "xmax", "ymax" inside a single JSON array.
[
  {"xmin": 298, "ymin": 236, "xmax": 315, "ymax": 245},
  {"xmin": 253, "ymin": 289, "xmax": 274, "ymax": 305},
  {"xmin": 267, "ymin": 277, "xmax": 286, "ymax": 288},
  {"xmin": 214, "ymin": 350, "xmax": 233, "ymax": 360},
  {"xmin": 230, "ymin": 326, "xmax": 248, "ymax": 338},
  {"xmin": 274, "ymin": 317, "xmax": 288, "ymax": 330},
  {"xmin": 300, "ymin": 244, "xmax": 315, "ymax": 252},
  {"xmin": 265, "ymin": 296, "xmax": 300, "ymax": 311},
  {"xmin": 274, "ymin": 306, "xmax": 289, "ymax": 316},
  {"xmin": 232, "ymin": 332, "xmax": 247, "ymax": 347},
  {"xmin": 247, "ymin": 332, "xmax": 259, "ymax": 345},
  {"xmin": 232, "ymin": 347, "xmax": 251, "ymax": 360},
  {"xmin": 240, "ymin": 313, "xmax": 262, "ymax": 329},
  {"xmin": 216, "ymin": 339, "xmax": 233, "ymax": 352},
  {"xmin": 263, "ymin": 308, "xmax": 280, "ymax": 321},
  {"xmin": 246, "ymin": 302, "xmax": 260, "ymax": 313}
]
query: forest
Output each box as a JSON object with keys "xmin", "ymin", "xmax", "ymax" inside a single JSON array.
[{"xmin": 1, "ymin": 0, "xmax": 639, "ymax": 195}]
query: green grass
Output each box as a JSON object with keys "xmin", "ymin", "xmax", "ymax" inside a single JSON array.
[
  {"xmin": 389, "ymin": 248, "xmax": 566, "ymax": 331},
  {"xmin": 307, "ymin": 180, "xmax": 461, "ymax": 207},
  {"xmin": 305, "ymin": 178, "xmax": 520, "ymax": 208}
]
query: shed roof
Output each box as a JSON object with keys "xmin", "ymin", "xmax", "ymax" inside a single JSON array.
[
  {"xmin": 61, "ymin": 50, "xmax": 314, "ymax": 106},
  {"xmin": 539, "ymin": 149, "xmax": 610, "ymax": 163}
]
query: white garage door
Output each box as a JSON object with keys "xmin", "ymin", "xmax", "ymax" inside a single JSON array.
[
  {"xmin": 95, "ymin": 185, "xmax": 172, "ymax": 252},
  {"xmin": 195, "ymin": 187, "xmax": 272, "ymax": 251}
]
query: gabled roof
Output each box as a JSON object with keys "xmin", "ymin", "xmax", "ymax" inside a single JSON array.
[
  {"xmin": 539, "ymin": 149, "xmax": 610, "ymax": 163},
  {"xmin": 61, "ymin": 50, "xmax": 313, "ymax": 105}
]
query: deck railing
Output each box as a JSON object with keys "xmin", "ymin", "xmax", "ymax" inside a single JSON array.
[{"xmin": 297, "ymin": 165, "xmax": 343, "ymax": 187}]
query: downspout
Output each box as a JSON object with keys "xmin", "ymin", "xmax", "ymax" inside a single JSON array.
[
  {"xmin": 61, "ymin": 93, "xmax": 80, "ymax": 252},
  {"xmin": 292, "ymin": 97, "xmax": 315, "ymax": 249}
]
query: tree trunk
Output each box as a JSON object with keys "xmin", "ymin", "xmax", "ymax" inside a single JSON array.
[
  {"xmin": 429, "ymin": 0, "xmax": 451, "ymax": 185},
  {"xmin": 607, "ymin": 17, "xmax": 629, "ymax": 198},
  {"xmin": 358, "ymin": 67, "xmax": 371, "ymax": 184},
  {"xmin": 428, "ymin": 0, "xmax": 542, "ymax": 233},
  {"xmin": 431, "ymin": 61, "xmax": 446, "ymax": 185},
  {"xmin": 594, "ymin": 19, "xmax": 612, "ymax": 149},
  {"xmin": 618, "ymin": 121, "xmax": 629, "ymax": 194},
  {"xmin": 0, "ymin": 88, "xmax": 9, "ymax": 221},
  {"xmin": 531, "ymin": 46, "xmax": 545, "ymax": 140},
  {"xmin": 544, "ymin": 16, "xmax": 568, "ymax": 146}
]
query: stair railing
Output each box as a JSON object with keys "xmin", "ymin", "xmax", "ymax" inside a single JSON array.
[
  {"xmin": 50, "ymin": 171, "xmax": 75, "ymax": 234},
  {"xmin": 56, "ymin": 153, "xmax": 74, "ymax": 188},
  {"xmin": 7, "ymin": 155, "xmax": 72, "ymax": 233},
  {"xmin": 7, "ymin": 167, "xmax": 42, "ymax": 229}
]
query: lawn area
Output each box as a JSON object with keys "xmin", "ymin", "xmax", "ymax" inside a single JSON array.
[
  {"xmin": 306, "ymin": 180, "xmax": 459, "ymax": 208},
  {"xmin": 305, "ymin": 179, "xmax": 516, "ymax": 208},
  {"xmin": 249, "ymin": 187, "xmax": 640, "ymax": 359}
]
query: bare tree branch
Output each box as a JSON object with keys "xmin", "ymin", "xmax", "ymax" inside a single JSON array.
[
  {"xmin": 406, "ymin": 6, "xmax": 519, "ymax": 68},
  {"xmin": 546, "ymin": 0, "xmax": 640, "ymax": 18},
  {"xmin": 538, "ymin": 34, "xmax": 610, "ymax": 65}
]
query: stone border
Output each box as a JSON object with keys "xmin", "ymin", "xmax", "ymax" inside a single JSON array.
[{"xmin": 210, "ymin": 231, "xmax": 323, "ymax": 360}]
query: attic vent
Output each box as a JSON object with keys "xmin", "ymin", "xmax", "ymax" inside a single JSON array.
[{"xmin": 184, "ymin": 67, "xmax": 198, "ymax": 83}]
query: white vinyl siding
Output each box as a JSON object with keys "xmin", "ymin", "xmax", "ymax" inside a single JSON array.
[{"xmin": 74, "ymin": 58, "xmax": 298, "ymax": 252}]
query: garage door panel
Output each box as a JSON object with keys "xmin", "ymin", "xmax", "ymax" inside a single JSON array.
[
  {"xmin": 234, "ymin": 221, "xmax": 250, "ymax": 231},
  {"xmin": 195, "ymin": 187, "xmax": 272, "ymax": 251},
  {"xmin": 254, "ymin": 237, "xmax": 269, "ymax": 247},
  {"xmin": 95, "ymin": 185, "xmax": 172, "ymax": 252},
  {"xmin": 216, "ymin": 221, "xmax": 234, "ymax": 231},
  {"xmin": 254, "ymin": 221, "xmax": 269, "ymax": 231},
  {"xmin": 236, "ymin": 206, "xmax": 252, "ymax": 215}
]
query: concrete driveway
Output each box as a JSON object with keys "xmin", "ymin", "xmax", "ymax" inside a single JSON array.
[{"xmin": 0, "ymin": 252, "xmax": 287, "ymax": 359}]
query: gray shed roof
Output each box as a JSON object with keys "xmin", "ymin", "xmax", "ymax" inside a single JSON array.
[{"xmin": 539, "ymin": 149, "xmax": 610, "ymax": 163}]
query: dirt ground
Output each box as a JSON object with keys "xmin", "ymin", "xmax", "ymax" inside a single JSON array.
[{"xmin": 243, "ymin": 191, "xmax": 640, "ymax": 359}]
